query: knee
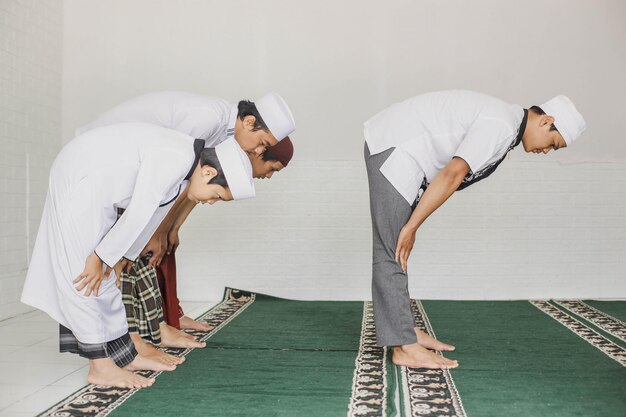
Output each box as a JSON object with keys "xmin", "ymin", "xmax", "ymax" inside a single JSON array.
[{"xmin": 373, "ymin": 257, "xmax": 405, "ymax": 275}]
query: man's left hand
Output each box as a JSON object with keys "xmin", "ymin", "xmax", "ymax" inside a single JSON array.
[{"xmin": 141, "ymin": 232, "xmax": 166, "ymax": 267}]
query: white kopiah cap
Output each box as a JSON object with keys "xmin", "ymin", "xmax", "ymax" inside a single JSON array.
[
  {"xmin": 215, "ymin": 137, "xmax": 255, "ymax": 200},
  {"xmin": 540, "ymin": 95, "xmax": 586, "ymax": 146},
  {"xmin": 255, "ymin": 92, "xmax": 295, "ymax": 141}
]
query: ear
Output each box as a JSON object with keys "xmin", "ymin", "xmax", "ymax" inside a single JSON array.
[
  {"xmin": 200, "ymin": 165, "xmax": 218, "ymax": 183},
  {"xmin": 242, "ymin": 115, "xmax": 257, "ymax": 130},
  {"xmin": 540, "ymin": 115, "xmax": 555, "ymax": 128}
]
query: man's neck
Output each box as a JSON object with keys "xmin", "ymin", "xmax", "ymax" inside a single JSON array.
[{"xmin": 521, "ymin": 109, "xmax": 538, "ymax": 143}]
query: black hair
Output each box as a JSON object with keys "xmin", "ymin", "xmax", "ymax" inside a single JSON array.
[
  {"xmin": 199, "ymin": 148, "xmax": 228, "ymax": 187},
  {"xmin": 237, "ymin": 100, "xmax": 269, "ymax": 132},
  {"xmin": 262, "ymin": 149, "xmax": 279, "ymax": 162},
  {"xmin": 529, "ymin": 106, "xmax": 559, "ymax": 132}
]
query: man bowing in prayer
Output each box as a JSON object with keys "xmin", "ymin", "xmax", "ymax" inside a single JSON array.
[
  {"xmin": 75, "ymin": 91, "xmax": 296, "ymax": 335},
  {"xmin": 21, "ymin": 124, "xmax": 255, "ymax": 389},
  {"xmin": 363, "ymin": 91, "xmax": 586, "ymax": 369}
]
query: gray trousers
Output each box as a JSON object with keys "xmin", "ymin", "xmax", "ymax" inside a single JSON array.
[{"xmin": 365, "ymin": 143, "xmax": 418, "ymax": 347}]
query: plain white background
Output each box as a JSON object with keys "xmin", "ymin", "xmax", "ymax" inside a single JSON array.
[
  {"xmin": 2, "ymin": 1, "xmax": 626, "ymax": 322},
  {"xmin": 63, "ymin": 0, "xmax": 626, "ymax": 162},
  {"xmin": 56, "ymin": 0, "xmax": 626, "ymax": 301}
]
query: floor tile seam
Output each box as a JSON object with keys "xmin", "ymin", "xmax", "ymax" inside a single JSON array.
[
  {"xmin": 45, "ymin": 365, "xmax": 89, "ymax": 386},
  {"xmin": 0, "ymin": 385, "xmax": 67, "ymax": 413},
  {"xmin": 0, "ymin": 384, "xmax": 50, "ymax": 412},
  {"xmin": 0, "ymin": 312, "xmax": 40, "ymax": 327},
  {"xmin": 25, "ymin": 336, "xmax": 57, "ymax": 349},
  {"xmin": 0, "ymin": 358, "xmax": 86, "ymax": 365}
]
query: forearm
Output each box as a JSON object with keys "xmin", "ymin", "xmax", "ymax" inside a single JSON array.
[
  {"xmin": 405, "ymin": 158, "xmax": 468, "ymax": 231},
  {"xmin": 155, "ymin": 186, "xmax": 190, "ymax": 234},
  {"xmin": 140, "ymin": 186, "xmax": 190, "ymax": 261},
  {"xmin": 171, "ymin": 196, "xmax": 196, "ymax": 231}
]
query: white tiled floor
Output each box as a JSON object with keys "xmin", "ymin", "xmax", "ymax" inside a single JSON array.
[{"xmin": 0, "ymin": 301, "xmax": 218, "ymax": 417}]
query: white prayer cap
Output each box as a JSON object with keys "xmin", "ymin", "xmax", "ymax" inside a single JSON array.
[
  {"xmin": 215, "ymin": 137, "xmax": 255, "ymax": 200},
  {"xmin": 540, "ymin": 95, "xmax": 586, "ymax": 146},
  {"xmin": 255, "ymin": 92, "xmax": 295, "ymax": 141}
]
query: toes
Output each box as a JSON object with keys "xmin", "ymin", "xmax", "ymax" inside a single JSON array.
[
  {"xmin": 134, "ymin": 377, "xmax": 154, "ymax": 388},
  {"xmin": 444, "ymin": 360, "xmax": 459, "ymax": 368},
  {"xmin": 133, "ymin": 379, "xmax": 146, "ymax": 388}
]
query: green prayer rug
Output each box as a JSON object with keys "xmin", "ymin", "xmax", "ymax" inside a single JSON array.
[{"xmin": 40, "ymin": 291, "xmax": 626, "ymax": 417}]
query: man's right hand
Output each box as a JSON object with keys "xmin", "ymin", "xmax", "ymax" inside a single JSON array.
[
  {"xmin": 73, "ymin": 253, "xmax": 105, "ymax": 297},
  {"xmin": 395, "ymin": 224, "xmax": 417, "ymax": 273}
]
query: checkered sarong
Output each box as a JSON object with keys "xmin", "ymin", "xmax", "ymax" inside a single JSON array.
[
  {"xmin": 120, "ymin": 254, "xmax": 165, "ymax": 345},
  {"xmin": 59, "ymin": 325, "xmax": 137, "ymax": 367}
]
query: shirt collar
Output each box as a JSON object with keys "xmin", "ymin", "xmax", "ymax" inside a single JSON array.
[
  {"xmin": 226, "ymin": 105, "xmax": 238, "ymax": 138},
  {"xmin": 184, "ymin": 138, "xmax": 205, "ymax": 180},
  {"xmin": 513, "ymin": 109, "xmax": 529, "ymax": 148}
]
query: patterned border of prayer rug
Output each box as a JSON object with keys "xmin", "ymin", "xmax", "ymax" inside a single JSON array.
[
  {"xmin": 397, "ymin": 300, "xmax": 467, "ymax": 417},
  {"xmin": 553, "ymin": 300, "xmax": 626, "ymax": 343},
  {"xmin": 38, "ymin": 288, "xmax": 255, "ymax": 417},
  {"xmin": 348, "ymin": 301, "xmax": 389, "ymax": 417},
  {"xmin": 529, "ymin": 300, "xmax": 626, "ymax": 367}
]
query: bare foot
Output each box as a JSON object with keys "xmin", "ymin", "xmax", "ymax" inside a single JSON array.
[
  {"xmin": 130, "ymin": 333, "xmax": 185, "ymax": 366},
  {"xmin": 161, "ymin": 323, "xmax": 197, "ymax": 341},
  {"xmin": 392, "ymin": 343, "xmax": 459, "ymax": 369},
  {"xmin": 160, "ymin": 322, "xmax": 206, "ymax": 349},
  {"xmin": 414, "ymin": 327, "xmax": 455, "ymax": 351},
  {"xmin": 87, "ymin": 358, "xmax": 154, "ymax": 389},
  {"xmin": 179, "ymin": 315, "xmax": 214, "ymax": 332},
  {"xmin": 124, "ymin": 354, "xmax": 176, "ymax": 372}
]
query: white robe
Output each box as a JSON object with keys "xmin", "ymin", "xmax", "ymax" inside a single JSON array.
[
  {"xmin": 75, "ymin": 91, "xmax": 235, "ymax": 148},
  {"xmin": 21, "ymin": 123, "xmax": 196, "ymax": 344}
]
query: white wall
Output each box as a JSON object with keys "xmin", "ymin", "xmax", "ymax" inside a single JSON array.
[
  {"xmin": 176, "ymin": 158, "xmax": 626, "ymax": 302},
  {"xmin": 0, "ymin": 0, "xmax": 62, "ymax": 320},
  {"xmin": 61, "ymin": 0, "xmax": 626, "ymax": 301}
]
